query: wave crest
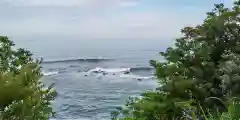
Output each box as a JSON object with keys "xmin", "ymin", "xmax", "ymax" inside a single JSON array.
[
  {"xmin": 42, "ymin": 71, "xmax": 59, "ymax": 76},
  {"xmin": 89, "ymin": 67, "xmax": 130, "ymax": 73},
  {"xmin": 120, "ymin": 74, "xmax": 155, "ymax": 80},
  {"xmin": 88, "ymin": 67, "xmax": 153, "ymax": 73}
]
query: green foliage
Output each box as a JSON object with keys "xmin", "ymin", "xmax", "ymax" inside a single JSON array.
[
  {"xmin": 0, "ymin": 36, "xmax": 56, "ymax": 120},
  {"xmin": 221, "ymin": 100, "xmax": 240, "ymax": 120},
  {"xmin": 194, "ymin": 100, "xmax": 240, "ymax": 120},
  {"xmin": 112, "ymin": 1, "xmax": 240, "ymax": 120}
]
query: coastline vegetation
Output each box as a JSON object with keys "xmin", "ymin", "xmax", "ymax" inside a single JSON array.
[
  {"xmin": 112, "ymin": 0, "xmax": 240, "ymax": 120},
  {"xmin": 1, "ymin": 0, "xmax": 240, "ymax": 120},
  {"xmin": 0, "ymin": 36, "xmax": 56, "ymax": 120}
]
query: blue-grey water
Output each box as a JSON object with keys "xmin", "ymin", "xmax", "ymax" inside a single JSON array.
[{"xmin": 14, "ymin": 38, "xmax": 168, "ymax": 120}]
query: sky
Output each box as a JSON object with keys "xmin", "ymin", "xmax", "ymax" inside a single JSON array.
[{"xmin": 0, "ymin": 0, "xmax": 234, "ymax": 40}]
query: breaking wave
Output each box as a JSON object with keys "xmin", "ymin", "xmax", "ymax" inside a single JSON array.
[
  {"xmin": 42, "ymin": 71, "xmax": 59, "ymax": 76},
  {"xmin": 119, "ymin": 74, "xmax": 155, "ymax": 80},
  {"xmin": 88, "ymin": 67, "xmax": 153, "ymax": 73},
  {"xmin": 89, "ymin": 67, "xmax": 130, "ymax": 73}
]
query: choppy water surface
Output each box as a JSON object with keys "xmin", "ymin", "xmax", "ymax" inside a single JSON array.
[
  {"xmin": 42, "ymin": 58, "xmax": 158, "ymax": 120},
  {"xmin": 16, "ymin": 39, "xmax": 163, "ymax": 120}
]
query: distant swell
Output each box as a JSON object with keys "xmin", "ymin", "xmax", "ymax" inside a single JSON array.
[{"xmin": 42, "ymin": 58, "xmax": 112, "ymax": 64}]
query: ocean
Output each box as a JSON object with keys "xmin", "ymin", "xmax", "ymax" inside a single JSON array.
[{"xmin": 14, "ymin": 38, "xmax": 168, "ymax": 120}]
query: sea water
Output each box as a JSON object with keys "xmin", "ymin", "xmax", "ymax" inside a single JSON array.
[{"xmin": 14, "ymin": 38, "xmax": 167, "ymax": 120}]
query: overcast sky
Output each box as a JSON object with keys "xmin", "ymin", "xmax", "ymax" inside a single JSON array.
[{"xmin": 0, "ymin": 0, "xmax": 233, "ymax": 40}]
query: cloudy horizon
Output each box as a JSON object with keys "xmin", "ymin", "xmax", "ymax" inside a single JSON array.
[{"xmin": 0, "ymin": 0, "xmax": 233, "ymax": 40}]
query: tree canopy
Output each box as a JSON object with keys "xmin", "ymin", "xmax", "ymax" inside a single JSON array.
[
  {"xmin": 112, "ymin": 1, "xmax": 240, "ymax": 120},
  {"xmin": 0, "ymin": 36, "xmax": 56, "ymax": 120}
]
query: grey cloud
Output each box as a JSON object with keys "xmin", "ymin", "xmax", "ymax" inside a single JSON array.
[{"xmin": 0, "ymin": 0, "xmax": 223, "ymax": 40}]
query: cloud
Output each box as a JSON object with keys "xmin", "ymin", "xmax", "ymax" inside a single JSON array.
[
  {"xmin": 1, "ymin": 0, "xmax": 138, "ymax": 8},
  {"xmin": 118, "ymin": 0, "xmax": 138, "ymax": 7},
  {"xmin": 0, "ymin": 9, "xmax": 204, "ymax": 39},
  {"xmin": 0, "ymin": 0, "xmax": 234, "ymax": 40}
]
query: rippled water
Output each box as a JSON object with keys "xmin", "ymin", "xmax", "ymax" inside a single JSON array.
[
  {"xmin": 42, "ymin": 58, "xmax": 158, "ymax": 120},
  {"xmin": 15, "ymin": 38, "xmax": 164, "ymax": 120}
]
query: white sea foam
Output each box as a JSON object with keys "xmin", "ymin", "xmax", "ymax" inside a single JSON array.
[
  {"xmin": 89, "ymin": 67, "xmax": 130, "ymax": 73},
  {"xmin": 42, "ymin": 71, "xmax": 59, "ymax": 76},
  {"xmin": 119, "ymin": 74, "xmax": 154, "ymax": 80},
  {"xmin": 87, "ymin": 67, "xmax": 154, "ymax": 80}
]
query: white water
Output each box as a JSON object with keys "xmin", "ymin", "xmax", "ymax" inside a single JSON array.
[
  {"xmin": 43, "ymin": 71, "xmax": 59, "ymax": 76},
  {"xmin": 88, "ymin": 67, "xmax": 130, "ymax": 73},
  {"xmin": 119, "ymin": 74, "xmax": 154, "ymax": 80}
]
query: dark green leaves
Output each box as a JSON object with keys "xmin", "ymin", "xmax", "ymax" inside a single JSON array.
[
  {"xmin": 0, "ymin": 37, "xmax": 56, "ymax": 120},
  {"xmin": 113, "ymin": 1, "xmax": 240, "ymax": 120}
]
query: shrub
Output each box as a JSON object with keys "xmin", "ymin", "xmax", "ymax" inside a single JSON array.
[
  {"xmin": 0, "ymin": 36, "xmax": 56, "ymax": 120},
  {"xmin": 112, "ymin": 1, "xmax": 240, "ymax": 120}
]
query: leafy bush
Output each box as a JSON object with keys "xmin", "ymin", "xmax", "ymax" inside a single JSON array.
[
  {"xmin": 0, "ymin": 36, "xmax": 56, "ymax": 120},
  {"xmin": 112, "ymin": 1, "xmax": 240, "ymax": 120},
  {"xmin": 193, "ymin": 99, "xmax": 240, "ymax": 120}
]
